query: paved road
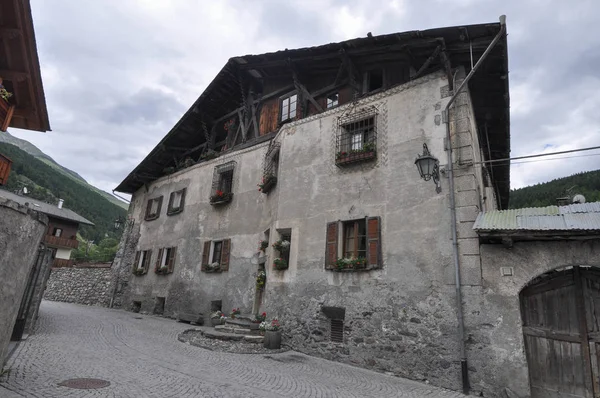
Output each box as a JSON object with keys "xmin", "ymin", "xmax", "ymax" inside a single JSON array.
[{"xmin": 0, "ymin": 301, "xmax": 462, "ymax": 398}]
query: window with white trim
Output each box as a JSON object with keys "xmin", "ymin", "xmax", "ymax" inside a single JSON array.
[{"xmin": 280, "ymin": 93, "xmax": 297, "ymax": 122}]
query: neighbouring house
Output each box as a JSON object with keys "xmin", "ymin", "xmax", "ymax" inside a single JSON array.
[
  {"xmin": 109, "ymin": 17, "xmax": 600, "ymax": 397},
  {"xmin": 0, "ymin": 190, "xmax": 94, "ymax": 267},
  {"xmin": 0, "ymin": 0, "xmax": 50, "ymax": 366}
]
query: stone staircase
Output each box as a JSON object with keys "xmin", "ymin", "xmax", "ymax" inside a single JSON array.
[{"xmin": 203, "ymin": 315, "xmax": 263, "ymax": 343}]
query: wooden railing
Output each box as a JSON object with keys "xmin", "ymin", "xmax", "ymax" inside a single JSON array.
[
  {"xmin": 52, "ymin": 258, "xmax": 74, "ymax": 268},
  {"xmin": 0, "ymin": 98, "xmax": 15, "ymax": 132},
  {"xmin": 44, "ymin": 235, "xmax": 79, "ymax": 249}
]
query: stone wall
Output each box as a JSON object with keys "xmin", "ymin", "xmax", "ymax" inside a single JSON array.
[
  {"xmin": 0, "ymin": 198, "xmax": 47, "ymax": 365},
  {"xmin": 44, "ymin": 265, "xmax": 114, "ymax": 307}
]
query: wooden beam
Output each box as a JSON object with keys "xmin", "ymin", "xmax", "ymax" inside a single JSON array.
[
  {"xmin": 0, "ymin": 69, "xmax": 29, "ymax": 82},
  {"xmin": 439, "ymin": 42, "xmax": 454, "ymax": 91},
  {"xmin": 413, "ymin": 45, "xmax": 441, "ymax": 79},
  {"xmin": 288, "ymin": 59, "xmax": 323, "ymax": 113},
  {"xmin": 0, "ymin": 27, "xmax": 22, "ymax": 39},
  {"xmin": 237, "ymin": 109, "xmax": 248, "ymax": 142}
]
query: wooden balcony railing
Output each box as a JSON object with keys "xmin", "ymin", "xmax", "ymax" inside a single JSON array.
[
  {"xmin": 52, "ymin": 258, "xmax": 74, "ymax": 268},
  {"xmin": 0, "ymin": 98, "xmax": 15, "ymax": 132},
  {"xmin": 44, "ymin": 235, "xmax": 79, "ymax": 249}
]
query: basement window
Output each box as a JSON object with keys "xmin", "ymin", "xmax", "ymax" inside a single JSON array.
[
  {"xmin": 330, "ymin": 319, "xmax": 344, "ymax": 343},
  {"xmin": 145, "ymin": 196, "xmax": 163, "ymax": 220},
  {"xmin": 167, "ymin": 188, "xmax": 186, "ymax": 215},
  {"xmin": 280, "ymin": 93, "xmax": 297, "ymax": 122},
  {"xmin": 327, "ymin": 93, "xmax": 339, "ymax": 109}
]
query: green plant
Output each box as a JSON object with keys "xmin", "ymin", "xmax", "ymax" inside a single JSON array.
[
  {"xmin": 210, "ymin": 311, "xmax": 224, "ymax": 319},
  {"xmin": 132, "ymin": 268, "xmax": 145, "ymax": 276},
  {"xmin": 266, "ymin": 318, "xmax": 281, "ymax": 331},
  {"xmin": 335, "ymin": 257, "xmax": 367, "ymax": 270},
  {"xmin": 273, "ymin": 258, "xmax": 288, "ymax": 270},
  {"xmin": 256, "ymin": 270, "xmax": 267, "ymax": 290},
  {"xmin": 259, "ymin": 240, "xmax": 269, "ymax": 252},
  {"xmin": 254, "ymin": 312, "xmax": 267, "ymax": 323},
  {"xmin": 272, "ymin": 239, "xmax": 290, "ymax": 253},
  {"xmin": 0, "ymin": 88, "xmax": 12, "ymax": 102},
  {"xmin": 230, "ymin": 307, "xmax": 241, "ymax": 318},
  {"xmin": 257, "ymin": 174, "xmax": 277, "ymax": 192}
]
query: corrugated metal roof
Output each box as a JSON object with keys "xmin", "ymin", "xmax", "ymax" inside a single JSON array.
[
  {"xmin": 0, "ymin": 189, "xmax": 94, "ymax": 225},
  {"xmin": 473, "ymin": 202, "xmax": 600, "ymax": 232}
]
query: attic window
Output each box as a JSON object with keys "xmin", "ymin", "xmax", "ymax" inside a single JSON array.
[
  {"xmin": 364, "ymin": 69, "xmax": 384, "ymax": 93},
  {"xmin": 327, "ymin": 93, "xmax": 339, "ymax": 109},
  {"xmin": 280, "ymin": 93, "xmax": 297, "ymax": 122}
]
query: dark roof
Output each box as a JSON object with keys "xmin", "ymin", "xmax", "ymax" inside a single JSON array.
[
  {"xmin": 0, "ymin": 0, "xmax": 51, "ymax": 132},
  {"xmin": 116, "ymin": 21, "xmax": 510, "ymax": 208},
  {"xmin": 0, "ymin": 189, "xmax": 94, "ymax": 225}
]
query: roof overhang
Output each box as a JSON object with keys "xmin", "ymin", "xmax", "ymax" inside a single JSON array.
[
  {"xmin": 116, "ymin": 21, "xmax": 509, "ymax": 204},
  {"xmin": 0, "ymin": 0, "xmax": 51, "ymax": 132}
]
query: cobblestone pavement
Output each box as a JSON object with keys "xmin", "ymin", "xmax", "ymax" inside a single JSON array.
[{"xmin": 0, "ymin": 301, "xmax": 463, "ymax": 398}]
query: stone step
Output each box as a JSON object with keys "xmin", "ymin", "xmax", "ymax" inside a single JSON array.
[
  {"xmin": 225, "ymin": 318, "xmax": 260, "ymax": 330},
  {"xmin": 202, "ymin": 329, "xmax": 263, "ymax": 343},
  {"xmin": 214, "ymin": 325, "xmax": 253, "ymax": 335}
]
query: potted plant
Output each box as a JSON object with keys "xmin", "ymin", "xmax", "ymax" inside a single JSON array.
[
  {"xmin": 259, "ymin": 240, "xmax": 269, "ymax": 252},
  {"xmin": 203, "ymin": 262, "xmax": 221, "ymax": 272},
  {"xmin": 230, "ymin": 307, "xmax": 241, "ymax": 319},
  {"xmin": 335, "ymin": 143, "xmax": 377, "ymax": 166},
  {"xmin": 210, "ymin": 311, "xmax": 224, "ymax": 326},
  {"xmin": 335, "ymin": 257, "xmax": 367, "ymax": 271},
  {"xmin": 256, "ymin": 270, "xmax": 267, "ymax": 290},
  {"xmin": 210, "ymin": 190, "xmax": 233, "ymax": 205},
  {"xmin": 132, "ymin": 267, "xmax": 146, "ymax": 276},
  {"xmin": 263, "ymin": 318, "xmax": 282, "ymax": 349},
  {"xmin": 272, "ymin": 239, "xmax": 290, "ymax": 253},
  {"xmin": 257, "ymin": 173, "xmax": 277, "ymax": 194},
  {"xmin": 155, "ymin": 264, "xmax": 169, "ymax": 275},
  {"xmin": 254, "ymin": 312, "xmax": 267, "ymax": 323},
  {"xmin": 273, "ymin": 258, "xmax": 288, "ymax": 270}
]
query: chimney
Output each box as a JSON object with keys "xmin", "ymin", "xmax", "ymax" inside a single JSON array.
[{"xmin": 58, "ymin": 199, "xmax": 64, "ymax": 209}]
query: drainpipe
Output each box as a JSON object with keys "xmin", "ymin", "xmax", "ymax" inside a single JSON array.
[{"xmin": 444, "ymin": 15, "xmax": 506, "ymax": 395}]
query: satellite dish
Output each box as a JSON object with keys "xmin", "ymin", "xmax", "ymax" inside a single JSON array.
[{"xmin": 572, "ymin": 194, "xmax": 586, "ymax": 204}]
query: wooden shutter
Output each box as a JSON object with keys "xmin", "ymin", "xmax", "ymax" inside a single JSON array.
[
  {"xmin": 145, "ymin": 200, "xmax": 152, "ymax": 219},
  {"xmin": 259, "ymin": 98, "xmax": 279, "ymax": 136},
  {"xmin": 167, "ymin": 192, "xmax": 174, "ymax": 212},
  {"xmin": 155, "ymin": 196, "xmax": 163, "ymax": 216},
  {"xmin": 167, "ymin": 247, "xmax": 177, "ymax": 273},
  {"xmin": 220, "ymin": 238, "xmax": 231, "ymax": 272},
  {"xmin": 179, "ymin": 188, "xmax": 186, "ymax": 211},
  {"xmin": 143, "ymin": 250, "xmax": 152, "ymax": 273},
  {"xmin": 367, "ymin": 216, "xmax": 381, "ymax": 267},
  {"xmin": 132, "ymin": 251, "xmax": 140, "ymax": 274},
  {"xmin": 325, "ymin": 222, "xmax": 338, "ymax": 268},
  {"xmin": 155, "ymin": 248, "xmax": 164, "ymax": 272},
  {"xmin": 202, "ymin": 241, "xmax": 211, "ymax": 269}
]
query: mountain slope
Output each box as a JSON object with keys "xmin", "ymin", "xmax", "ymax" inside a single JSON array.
[
  {"xmin": 0, "ymin": 131, "xmax": 128, "ymax": 210},
  {"xmin": 0, "ymin": 142, "xmax": 127, "ymax": 242},
  {"xmin": 509, "ymin": 170, "xmax": 600, "ymax": 208}
]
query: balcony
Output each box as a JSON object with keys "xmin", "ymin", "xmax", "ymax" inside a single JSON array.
[
  {"xmin": 0, "ymin": 98, "xmax": 15, "ymax": 132},
  {"xmin": 52, "ymin": 258, "xmax": 74, "ymax": 268},
  {"xmin": 44, "ymin": 235, "xmax": 79, "ymax": 249}
]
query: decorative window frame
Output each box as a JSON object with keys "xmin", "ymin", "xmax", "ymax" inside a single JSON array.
[
  {"xmin": 325, "ymin": 216, "xmax": 382, "ymax": 272},
  {"xmin": 154, "ymin": 246, "xmax": 177, "ymax": 275},
  {"xmin": 210, "ymin": 161, "xmax": 236, "ymax": 205},
  {"xmin": 167, "ymin": 188, "xmax": 186, "ymax": 215},
  {"xmin": 145, "ymin": 196, "xmax": 163, "ymax": 221},
  {"xmin": 335, "ymin": 107, "xmax": 378, "ymax": 167}
]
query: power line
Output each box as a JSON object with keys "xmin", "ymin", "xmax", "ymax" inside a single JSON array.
[
  {"xmin": 510, "ymin": 152, "xmax": 600, "ymax": 165},
  {"xmin": 473, "ymin": 145, "xmax": 600, "ymax": 165}
]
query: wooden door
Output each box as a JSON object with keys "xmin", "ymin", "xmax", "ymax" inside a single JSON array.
[{"xmin": 520, "ymin": 266, "xmax": 600, "ymax": 397}]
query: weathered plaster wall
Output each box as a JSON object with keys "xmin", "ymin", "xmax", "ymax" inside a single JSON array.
[
  {"xmin": 0, "ymin": 198, "xmax": 47, "ymax": 364},
  {"xmin": 113, "ymin": 70, "xmax": 496, "ymax": 393},
  {"xmin": 24, "ymin": 247, "xmax": 53, "ymax": 335},
  {"xmin": 44, "ymin": 266, "xmax": 114, "ymax": 307},
  {"xmin": 476, "ymin": 239, "xmax": 600, "ymax": 398}
]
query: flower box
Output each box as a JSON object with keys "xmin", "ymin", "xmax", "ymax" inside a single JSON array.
[
  {"xmin": 336, "ymin": 150, "xmax": 376, "ymax": 166},
  {"xmin": 258, "ymin": 175, "xmax": 277, "ymax": 194},
  {"xmin": 210, "ymin": 192, "xmax": 233, "ymax": 206}
]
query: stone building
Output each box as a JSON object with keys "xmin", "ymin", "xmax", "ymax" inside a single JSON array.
[{"xmin": 111, "ymin": 20, "xmax": 526, "ymax": 396}]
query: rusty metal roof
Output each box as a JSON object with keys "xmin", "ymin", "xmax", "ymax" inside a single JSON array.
[{"xmin": 473, "ymin": 202, "xmax": 600, "ymax": 232}]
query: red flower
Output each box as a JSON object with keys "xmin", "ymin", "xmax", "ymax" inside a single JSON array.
[{"xmin": 216, "ymin": 190, "xmax": 224, "ymax": 197}]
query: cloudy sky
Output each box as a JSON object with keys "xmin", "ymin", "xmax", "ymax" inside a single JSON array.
[{"xmin": 10, "ymin": 0, "xmax": 600, "ymax": 196}]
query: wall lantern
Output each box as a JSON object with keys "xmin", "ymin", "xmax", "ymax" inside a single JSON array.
[{"xmin": 414, "ymin": 143, "xmax": 441, "ymax": 193}]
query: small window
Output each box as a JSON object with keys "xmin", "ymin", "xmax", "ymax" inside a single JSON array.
[
  {"xmin": 327, "ymin": 93, "xmax": 339, "ymax": 109},
  {"xmin": 201, "ymin": 239, "xmax": 231, "ymax": 272},
  {"xmin": 343, "ymin": 219, "xmax": 367, "ymax": 259},
  {"xmin": 336, "ymin": 113, "xmax": 377, "ymax": 166},
  {"xmin": 53, "ymin": 228, "xmax": 62, "ymax": 237},
  {"xmin": 280, "ymin": 93, "xmax": 297, "ymax": 122},
  {"xmin": 155, "ymin": 247, "xmax": 177, "ymax": 275},
  {"xmin": 260, "ymin": 143, "xmax": 280, "ymax": 194},
  {"xmin": 212, "ymin": 241, "xmax": 223, "ymax": 264},
  {"xmin": 210, "ymin": 161, "xmax": 236, "ymax": 205},
  {"xmin": 167, "ymin": 188, "xmax": 186, "ymax": 215},
  {"xmin": 273, "ymin": 230, "xmax": 291, "ymax": 270},
  {"xmin": 145, "ymin": 196, "xmax": 163, "ymax": 220},
  {"xmin": 133, "ymin": 249, "xmax": 152, "ymax": 275},
  {"xmin": 364, "ymin": 69, "xmax": 383, "ymax": 93}
]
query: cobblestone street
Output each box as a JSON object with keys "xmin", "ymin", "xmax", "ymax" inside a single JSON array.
[{"xmin": 0, "ymin": 301, "xmax": 463, "ymax": 398}]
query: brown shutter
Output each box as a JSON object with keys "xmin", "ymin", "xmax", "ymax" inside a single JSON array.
[
  {"xmin": 145, "ymin": 200, "xmax": 152, "ymax": 219},
  {"xmin": 325, "ymin": 222, "xmax": 338, "ymax": 269},
  {"xmin": 167, "ymin": 247, "xmax": 177, "ymax": 273},
  {"xmin": 367, "ymin": 217, "xmax": 381, "ymax": 267},
  {"xmin": 179, "ymin": 188, "xmax": 186, "ymax": 211},
  {"xmin": 202, "ymin": 241, "xmax": 211, "ymax": 269},
  {"xmin": 155, "ymin": 248, "xmax": 164, "ymax": 272},
  {"xmin": 156, "ymin": 196, "xmax": 163, "ymax": 216},
  {"xmin": 220, "ymin": 238, "xmax": 231, "ymax": 272},
  {"xmin": 167, "ymin": 192, "xmax": 174, "ymax": 212},
  {"xmin": 259, "ymin": 98, "xmax": 279, "ymax": 136},
  {"xmin": 143, "ymin": 250, "xmax": 152, "ymax": 273},
  {"xmin": 132, "ymin": 251, "xmax": 140, "ymax": 274}
]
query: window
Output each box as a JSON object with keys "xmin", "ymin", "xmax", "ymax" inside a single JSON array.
[
  {"xmin": 335, "ymin": 109, "xmax": 378, "ymax": 166},
  {"xmin": 330, "ymin": 319, "xmax": 344, "ymax": 343},
  {"xmin": 325, "ymin": 217, "xmax": 381, "ymax": 271},
  {"xmin": 273, "ymin": 229, "xmax": 291, "ymax": 270},
  {"xmin": 343, "ymin": 220, "xmax": 367, "ymax": 259},
  {"xmin": 167, "ymin": 188, "xmax": 186, "ymax": 215},
  {"xmin": 201, "ymin": 239, "xmax": 231, "ymax": 272},
  {"xmin": 260, "ymin": 142, "xmax": 280, "ymax": 194},
  {"xmin": 364, "ymin": 69, "xmax": 383, "ymax": 93},
  {"xmin": 210, "ymin": 161, "xmax": 236, "ymax": 205},
  {"xmin": 145, "ymin": 196, "xmax": 163, "ymax": 220},
  {"xmin": 132, "ymin": 249, "xmax": 152, "ymax": 275},
  {"xmin": 53, "ymin": 228, "xmax": 62, "ymax": 237},
  {"xmin": 155, "ymin": 247, "xmax": 177, "ymax": 275},
  {"xmin": 327, "ymin": 93, "xmax": 339, "ymax": 109},
  {"xmin": 280, "ymin": 93, "xmax": 297, "ymax": 122}
]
